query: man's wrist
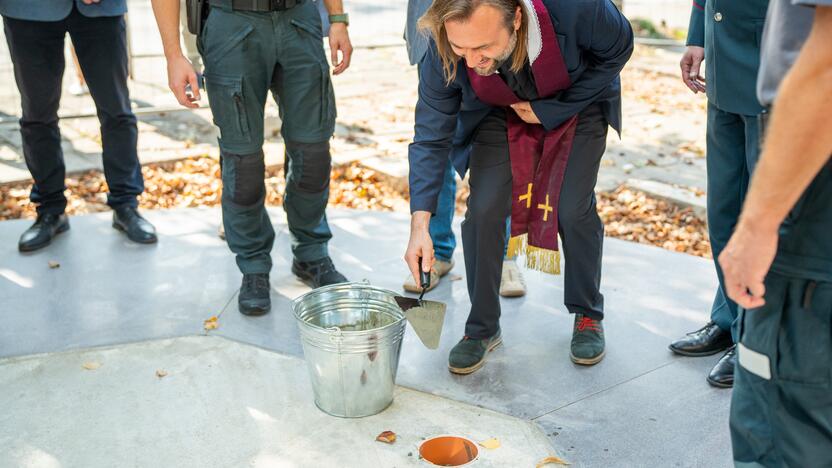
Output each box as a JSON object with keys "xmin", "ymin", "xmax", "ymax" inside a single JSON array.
[{"xmin": 411, "ymin": 211, "xmax": 431, "ymax": 231}]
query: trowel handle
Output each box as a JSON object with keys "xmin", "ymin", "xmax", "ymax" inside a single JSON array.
[{"xmin": 417, "ymin": 256, "xmax": 431, "ymax": 290}]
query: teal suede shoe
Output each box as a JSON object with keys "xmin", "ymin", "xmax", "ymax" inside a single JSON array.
[
  {"xmin": 448, "ymin": 330, "xmax": 503, "ymax": 375},
  {"xmin": 570, "ymin": 314, "xmax": 605, "ymax": 366}
]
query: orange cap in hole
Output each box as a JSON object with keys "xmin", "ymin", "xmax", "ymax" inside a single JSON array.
[{"xmin": 420, "ymin": 436, "xmax": 479, "ymax": 466}]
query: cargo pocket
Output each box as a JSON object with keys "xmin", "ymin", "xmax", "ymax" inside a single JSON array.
[
  {"xmin": 203, "ymin": 20, "xmax": 254, "ymax": 63},
  {"xmin": 775, "ymin": 281, "xmax": 832, "ymax": 386},
  {"xmin": 204, "ymin": 73, "xmax": 251, "ymax": 147},
  {"xmin": 319, "ymin": 62, "xmax": 336, "ymax": 130},
  {"xmin": 290, "ymin": 18, "xmax": 324, "ymax": 40}
]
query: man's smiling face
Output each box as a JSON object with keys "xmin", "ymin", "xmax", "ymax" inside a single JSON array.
[{"xmin": 444, "ymin": 4, "xmax": 520, "ymax": 76}]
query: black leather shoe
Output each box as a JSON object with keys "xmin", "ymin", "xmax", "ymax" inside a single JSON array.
[
  {"xmin": 669, "ymin": 321, "xmax": 733, "ymax": 357},
  {"xmin": 113, "ymin": 207, "xmax": 157, "ymax": 244},
  {"xmin": 18, "ymin": 213, "xmax": 70, "ymax": 252},
  {"xmin": 239, "ymin": 273, "xmax": 271, "ymax": 316},
  {"xmin": 292, "ymin": 257, "xmax": 348, "ymax": 288},
  {"xmin": 707, "ymin": 345, "xmax": 736, "ymax": 388}
]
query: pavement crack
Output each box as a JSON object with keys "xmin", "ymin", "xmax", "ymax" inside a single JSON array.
[{"xmin": 530, "ymin": 360, "xmax": 676, "ymax": 421}]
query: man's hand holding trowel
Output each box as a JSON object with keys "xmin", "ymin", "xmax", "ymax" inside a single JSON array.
[{"xmin": 398, "ymin": 211, "xmax": 446, "ymax": 350}]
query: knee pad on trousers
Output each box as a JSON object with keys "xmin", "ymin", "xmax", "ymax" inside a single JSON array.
[
  {"xmin": 285, "ymin": 140, "xmax": 331, "ymax": 194},
  {"xmin": 222, "ymin": 150, "xmax": 265, "ymax": 206}
]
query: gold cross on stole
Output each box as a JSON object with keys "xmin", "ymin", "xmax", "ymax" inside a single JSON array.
[
  {"xmin": 518, "ymin": 183, "xmax": 533, "ymax": 208},
  {"xmin": 537, "ymin": 194, "xmax": 553, "ymax": 221}
]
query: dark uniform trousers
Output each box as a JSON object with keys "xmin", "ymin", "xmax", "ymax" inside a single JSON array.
[
  {"xmin": 200, "ymin": 1, "xmax": 335, "ymax": 274},
  {"xmin": 3, "ymin": 5, "xmax": 143, "ymax": 215},
  {"xmin": 463, "ymin": 103, "xmax": 607, "ymax": 339}
]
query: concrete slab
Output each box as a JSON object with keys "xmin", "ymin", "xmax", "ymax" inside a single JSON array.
[
  {"xmin": 0, "ymin": 336, "xmax": 558, "ymax": 468},
  {"xmin": 0, "ymin": 208, "xmax": 240, "ymax": 358},
  {"xmin": 534, "ymin": 358, "xmax": 733, "ymax": 468},
  {"xmin": 0, "ymin": 207, "xmax": 733, "ymax": 466}
]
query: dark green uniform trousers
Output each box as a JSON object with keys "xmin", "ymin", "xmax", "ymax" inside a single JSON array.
[
  {"xmin": 706, "ymin": 103, "xmax": 761, "ymax": 342},
  {"xmin": 731, "ymin": 273, "xmax": 832, "ymax": 467},
  {"xmin": 200, "ymin": 1, "xmax": 336, "ymax": 274}
]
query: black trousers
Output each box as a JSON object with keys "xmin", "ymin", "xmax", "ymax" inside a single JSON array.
[
  {"xmin": 3, "ymin": 6, "xmax": 143, "ymax": 215},
  {"xmin": 463, "ymin": 104, "xmax": 608, "ymax": 339}
]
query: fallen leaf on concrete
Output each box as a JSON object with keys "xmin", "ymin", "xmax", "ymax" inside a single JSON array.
[
  {"xmin": 204, "ymin": 316, "xmax": 219, "ymax": 331},
  {"xmin": 376, "ymin": 431, "xmax": 397, "ymax": 444},
  {"xmin": 48, "ymin": 261, "xmax": 60, "ymax": 269},
  {"xmin": 156, "ymin": 370, "xmax": 169, "ymax": 378},
  {"xmin": 82, "ymin": 362, "xmax": 101, "ymax": 371},
  {"xmin": 479, "ymin": 438, "xmax": 501, "ymax": 450},
  {"xmin": 536, "ymin": 455, "xmax": 570, "ymax": 467}
]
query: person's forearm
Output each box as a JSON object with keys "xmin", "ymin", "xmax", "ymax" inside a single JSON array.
[
  {"xmin": 739, "ymin": 9, "xmax": 832, "ymax": 231},
  {"xmin": 151, "ymin": 0, "xmax": 184, "ymax": 59},
  {"xmin": 322, "ymin": 0, "xmax": 344, "ymax": 15},
  {"xmin": 411, "ymin": 211, "xmax": 431, "ymax": 231}
]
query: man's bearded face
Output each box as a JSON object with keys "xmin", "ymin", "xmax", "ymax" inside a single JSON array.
[{"xmin": 445, "ymin": 5, "xmax": 521, "ymax": 77}]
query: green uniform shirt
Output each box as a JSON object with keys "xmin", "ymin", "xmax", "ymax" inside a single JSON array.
[{"xmin": 687, "ymin": 0, "xmax": 770, "ymax": 115}]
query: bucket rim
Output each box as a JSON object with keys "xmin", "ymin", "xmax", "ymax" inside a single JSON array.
[{"xmin": 292, "ymin": 281, "xmax": 406, "ymax": 335}]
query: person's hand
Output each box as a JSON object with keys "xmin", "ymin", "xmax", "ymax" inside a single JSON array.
[
  {"xmin": 81, "ymin": 0, "xmax": 101, "ymax": 4},
  {"xmin": 510, "ymin": 101, "xmax": 541, "ymax": 124},
  {"xmin": 166, "ymin": 54, "xmax": 201, "ymax": 109},
  {"xmin": 718, "ymin": 219, "xmax": 779, "ymax": 309},
  {"xmin": 404, "ymin": 212, "xmax": 435, "ymax": 288},
  {"xmin": 680, "ymin": 46, "xmax": 706, "ymax": 93},
  {"xmin": 328, "ymin": 23, "xmax": 353, "ymax": 75}
]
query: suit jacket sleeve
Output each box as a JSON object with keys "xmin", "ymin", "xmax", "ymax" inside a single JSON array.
[
  {"xmin": 686, "ymin": 0, "xmax": 706, "ymax": 47},
  {"xmin": 529, "ymin": 0, "xmax": 634, "ymax": 132},
  {"xmin": 408, "ymin": 46, "xmax": 462, "ymax": 214}
]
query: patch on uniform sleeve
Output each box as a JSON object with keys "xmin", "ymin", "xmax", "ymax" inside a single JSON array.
[{"xmin": 738, "ymin": 343, "xmax": 772, "ymax": 380}]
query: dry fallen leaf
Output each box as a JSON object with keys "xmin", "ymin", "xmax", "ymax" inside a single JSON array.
[
  {"xmin": 479, "ymin": 438, "xmax": 501, "ymax": 450},
  {"xmin": 48, "ymin": 261, "xmax": 60, "ymax": 269},
  {"xmin": 376, "ymin": 431, "xmax": 397, "ymax": 444},
  {"xmin": 536, "ymin": 455, "xmax": 571, "ymax": 467},
  {"xmin": 203, "ymin": 316, "xmax": 219, "ymax": 331},
  {"xmin": 82, "ymin": 362, "xmax": 101, "ymax": 371},
  {"xmin": 156, "ymin": 370, "xmax": 169, "ymax": 379}
]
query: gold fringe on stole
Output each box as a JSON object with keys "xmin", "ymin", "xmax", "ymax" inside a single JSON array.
[
  {"xmin": 506, "ymin": 234, "xmax": 527, "ymax": 260},
  {"xmin": 506, "ymin": 234, "xmax": 562, "ymax": 275},
  {"xmin": 525, "ymin": 245, "xmax": 561, "ymax": 275}
]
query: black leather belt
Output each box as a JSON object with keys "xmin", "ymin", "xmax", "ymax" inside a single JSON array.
[{"xmin": 209, "ymin": 0, "xmax": 301, "ymax": 12}]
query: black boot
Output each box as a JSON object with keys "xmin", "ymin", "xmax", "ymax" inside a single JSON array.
[
  {"xmin": 707, "ymin": 345, "xmax": 736, "ymax": 388},
  {"xmin": 292, "ymin": 257, "xmax": 348, "ymax": 288},
  {"xmin": 18, "ymin": 213, "xmax": 70, "ymax": 252},
  {"xmin": 113, "ymin": 206, "xmax": 157, "ymax": 244},
  {"xmin": 239, "ymin": 273, "xmax": 271, "ymax": 316},
  {"xmin": 669, "ymin": 321, "xmax": 733, "ymax": 357}
]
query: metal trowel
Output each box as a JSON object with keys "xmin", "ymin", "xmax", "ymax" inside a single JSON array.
[{"xmin": 395, "ymin": 259, "xmax": 446, "ymax": 350}]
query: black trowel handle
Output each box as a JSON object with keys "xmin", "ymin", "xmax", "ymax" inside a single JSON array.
[{"xmin": 417, "ymin": 256, "xmax": 431, "ymax": 290}]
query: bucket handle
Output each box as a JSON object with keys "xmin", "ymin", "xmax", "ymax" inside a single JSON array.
[{"xmin": 327, "ymin": 326, "xmax": 343, "ymax": 344}]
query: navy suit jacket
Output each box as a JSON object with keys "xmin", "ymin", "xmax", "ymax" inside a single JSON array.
[
  {"xmin": 408, "ymin": 0, "xmax": 633, "ymax": 214},
  {"xmin": 0, "ymin": 0, "xmax": 126, "ymax": 21}
]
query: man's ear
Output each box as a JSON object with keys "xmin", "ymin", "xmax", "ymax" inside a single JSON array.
[{"xmin": 514, "ymin": 5, "xmax": 522, "ymax": 31}]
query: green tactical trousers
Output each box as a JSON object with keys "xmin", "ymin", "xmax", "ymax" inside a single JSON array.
[
  {"xmin": 730, "ymin": 272, "xmax": 832, "ymax": 467},
  {"xmin": 199, "ymin": 0, "xmax": 336, "ymax": 274}
]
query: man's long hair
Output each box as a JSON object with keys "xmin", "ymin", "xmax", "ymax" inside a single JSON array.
[{"xmin": 418, "ymin": 0, "xmax": 529, "ymax": 85}]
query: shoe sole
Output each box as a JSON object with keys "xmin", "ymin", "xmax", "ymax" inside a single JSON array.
[
  {"xmin": 448, "ymin": 337, "xmax": 503, "ymax": 375},
  {"xmin": 18, "ymin": 222, "xmax": 70, "ymax": 253},
  {"xmin": 570, "ymin": 349, "xmax": 606, "ymax": 366},
  {"xmin": 112, "ymin": 222, "xmax": 158, "ymax": 244},
  {"xmin": 706, "ymin": 375, "xmax": 733, "ymax": 389},
  {"xmin": 668, "ymin": 344, "xmax": 732, "ymax": 358},
  {"xmin": 240, "ymin": 305, "xmax": 271, "ymax": 316},
  {"xmin": 499, "ymin": 288, "xmax": 526, "ymax": 298}
]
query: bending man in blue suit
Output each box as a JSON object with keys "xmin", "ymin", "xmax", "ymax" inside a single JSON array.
[{"xmin": 405, "ymin": 0, "xmax": 632, "ymax": 374}]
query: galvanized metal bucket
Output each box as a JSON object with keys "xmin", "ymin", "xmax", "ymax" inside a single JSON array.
[{"xmin": 292, "ymin": 282, "xmax": 407, "ymax": 418}]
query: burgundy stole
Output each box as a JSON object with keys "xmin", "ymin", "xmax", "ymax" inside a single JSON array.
[{"xmin": 466, "ymin": 0, "xmax": 577, "ymax": 274}]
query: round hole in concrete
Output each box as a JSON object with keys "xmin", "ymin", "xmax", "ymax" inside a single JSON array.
[{"xmin": 419, "ymin": 436, "xmax": 479, "ymax": 466}]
